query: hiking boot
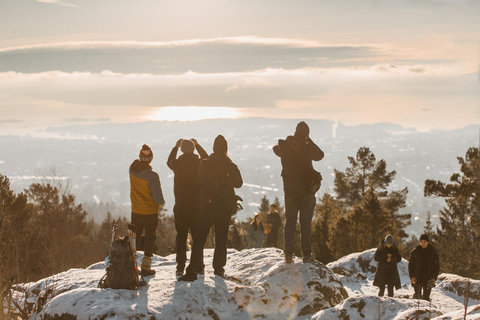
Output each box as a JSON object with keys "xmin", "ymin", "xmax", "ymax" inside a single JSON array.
[
  {"xmin": 285, "ymin": 254, "xmax": 293, "ymax": 264},
  {"xmin": 194, "ymin": 268, "xmax": 205, "ymax": 275},
  {"xmin": 176, "ymin": 270, "xmax": 184, "ymax": 276},
  {"xmin": 178, "ymin": 272, "xmax": 197, "ymax": 282},
  {"xmin": 214, "ymin": 270, "xmax": 225, "ymax": 278},
  {"xmin": 303, "ymin": 253, "xmax": 315, "ymax": 264},
  {"xmin": 141, "ymin": 255, "xmax": 156, "ymax": 276}
]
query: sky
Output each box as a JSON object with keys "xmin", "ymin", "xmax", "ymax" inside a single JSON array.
[{"xmin": 0, "ymin": 0, "xmax": 479, "ymax": 135}]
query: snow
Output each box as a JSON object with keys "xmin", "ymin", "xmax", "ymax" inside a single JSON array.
[{"xmin": 7, "ymin": 248, "xmax": 480, "ymax": 320}]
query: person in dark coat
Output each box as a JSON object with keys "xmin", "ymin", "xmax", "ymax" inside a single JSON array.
[
  {"xmin": 408, "ymin": 234, "xmax": 440, "ymax": 301},
  {"xmin": 179, "ymin": 135, "xmax": 243, "ymax": 281},
  {"xmin": 227, "ymin": 223, "xmax": 242, "ymax": 251},
  {"xmin": 265, "ymin": 204, "xmax": 282, "ymax": 248},
  {"xmin": 167, "ymin": 138, "xmax": 208, "ymax": 276},
  {"xmin": 373, "ymin": 234, "xmax": 402, "ymax": 297},
  {"xmin": 273, "ymin": 121, "xmax": 324, "ymax": 263},
  {"xmin": 246, "ymin": 213, "xmax": 266, "ymax": 249}
]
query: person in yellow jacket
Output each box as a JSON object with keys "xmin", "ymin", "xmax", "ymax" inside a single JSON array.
[{"xmin": 130, "ymin": 144, "xmax": 165, "ymax": 276}]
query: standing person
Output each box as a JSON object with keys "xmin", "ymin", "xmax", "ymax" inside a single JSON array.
[
  {"xmin": 129, "ymin": 144, "xmax": 165, "ymax": 276},
  {"xmin": 273, "ymin": 121, "xmax": 324, "ymax": 263},
  {"xmin": 246, "ymin": 213, "xmax": 266, "ymax": 249},
  {"xmin": 265, "ymin": 204, "xmax": 282, "ymax": 248},
  {"xmin": 179, "ymin": 135, "xmax": 243, "ymax": 281},
  {"xmin": 409, "ymin": 234, "xmax": 440, "ymax": 301},
  {"xmin": 373, "ymin": 234, "xmax": 402, "ymax": 297},
  {"xmin": 167, "ymin": 138, "xmax": 208, "ymax": 276},
  {"xmin": 227, "ymin": 223, "xmax": 242, "ymax": 251}
]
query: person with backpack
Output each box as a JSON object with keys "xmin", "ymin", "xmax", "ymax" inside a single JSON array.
[
  {"xmin": 179, "ymin": 135, "xmax": 243, "ymax": 281},
  {"xmin": 265, "ymin": 204, "xmax": 282, "ymax": 248},
  {"xmin": 373, "ymin": 234, "xmax": 402, "ymax": 297},
  {"xmin": 273, "ymin": 121, "xmax": 324, "ymax": 263},
  {"xmin": 129, "ymin": 144, "xmax": 165, "ymax": 276},
  {"xmin": 409, "ymin": 234, "xmax": 440, "ymax": 301},
  {"xmin": 167, "ymin": 138, "xmax": 208, "ymax": 276},
  {"xmin": 246, "ymin": 213, "xmax": 266, "ymax": 249}
]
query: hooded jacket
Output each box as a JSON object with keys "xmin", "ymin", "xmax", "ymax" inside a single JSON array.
[
  {"xmin": 273, "ymin": 135, "xmax": 324, "ymax": 190},
  {"xmin": 129, "ymin": 160, "xmax": 165, "ymax": 215}
]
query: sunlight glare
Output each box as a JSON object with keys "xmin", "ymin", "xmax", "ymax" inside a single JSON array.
[{"xmin": 151, "ymin": 106, "xmax": 242, "ymax": 121}]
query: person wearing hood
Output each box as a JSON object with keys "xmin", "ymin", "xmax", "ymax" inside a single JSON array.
[
  {"xmin": 129, "ymin": 144, "xmax": 165, "ymax": 276},
  {"xmin": 179, "ymin": 135, "xmax": 243, "ymax": 281},
  {"xmin": 246, "ymin": 213, "xmax": 266, "ymax": 249},
  {"xmin": 167, "ymin": 138, "xmax": 208, "ymax": 276},
  {"xmin": 273, "ymin": 121, "xmax": 324, "ymax": 263},
  {"xmin": 373, "ymin": 234, "xmax": 402, "ymax": 297},
  {"xmin": 409, "ymin": 234, "xmax": 440, "ymax": 301},
  {"xmin": 265, "ymin": 204, "xmax": 282, "ymax": 248}
]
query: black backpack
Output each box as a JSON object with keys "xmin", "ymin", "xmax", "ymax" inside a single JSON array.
[{"xmin": 98, "ymin": 221, "xmax": 144, "ymax": 290}]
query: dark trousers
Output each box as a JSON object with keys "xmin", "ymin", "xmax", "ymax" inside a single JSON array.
[
  {"xmin": 131, "ymin": 212, "xmax": 158, "ymax": 257},
  {"xmin": 284, "ymin": 189, "xmax": 316, "ymax": 256},
  {"xmin": 186, "ymin": 211, "xmax": 230, "ymax": 275},
  {"xmin": 413, "ymin": 282, "xmax": 432, "ymax": 301},
  {"xmin": 378, "ymin": 284, "xmax": 394, "ymax": 297},
  {"xmin": 265, "ymin": 228, "xmax": 280, "ymax": 248},
  {"xmin": 174, "ymin": 204, "xmax": 198, "ymax": 271}
]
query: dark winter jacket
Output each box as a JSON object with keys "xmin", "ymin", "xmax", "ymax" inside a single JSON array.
[
  {"xmin": 408, "ymin": 244, "xmax": 440, "ymax": 284},
  {"xmin": 266, "ymin": 211, "xmax": 282, "ymax": 230},
  {"xmin": 246, "ymin": 222, "xmax": 266, "ymax": 249},
  {"xmin": 167, "ymin": 144, "xmax": 208, "ymax": 205},
  {"xmin": 129, "ymin": 160, "xmax": 165, "ymax": 215},
  {"xmin": 273, "ymin": 135, "xmax": 324, "ymax": 195},
  {"xmin": 227, "ymin": 226, "xmax": 242, "ymax": 251},
  {"xmin": 373, "ymin": 241, "xmax": 402, "ymax": 289},
  {"xmin": 199, "ymin": 152, "xmax": 243, "ymax": 216}
]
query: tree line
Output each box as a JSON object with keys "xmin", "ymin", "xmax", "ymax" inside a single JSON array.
[{"xmin": 1, "ymin": 145, "xmax": 479, "ymax": 297}]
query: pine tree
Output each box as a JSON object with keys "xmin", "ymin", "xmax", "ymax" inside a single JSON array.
[
  {"xmin": 312, "ymin": 193, "xmax": 337, "ymax": 263},
  {"xmin": 424, "ymin": 147, "xmax": 480, "ymax": 278}
]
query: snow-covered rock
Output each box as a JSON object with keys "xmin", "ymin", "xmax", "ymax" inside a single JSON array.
[
  {"xmin": 435, "ymin": 305, "xmax": 480, "ymax": 320},
  {"xmin": 311, "ymin": 295, "xmax": 442, "ymax": 320},
  {"xmin": 25, "ymin": 248, "xmax": 347, "ymax": 319},
  {"xmin": 437, "ymin": 274, "xmax": 480, "ymax": 301}
]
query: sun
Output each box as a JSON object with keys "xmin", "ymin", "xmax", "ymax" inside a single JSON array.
[{"xmin": 149, "ymin": 106, "xmax": 242, "ymax": 121}]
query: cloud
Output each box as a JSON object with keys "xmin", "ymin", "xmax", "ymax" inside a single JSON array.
[
  {"xmin": 0, "ymin": 119, "xmax": 23, "ymax": 125},
  {"xmin": 37, "ymin": 0, "xmax": 75, "ymax": 7},
  {"xmin": 63, "ymin": 118, "xmax": 110, "ymax": 123}
]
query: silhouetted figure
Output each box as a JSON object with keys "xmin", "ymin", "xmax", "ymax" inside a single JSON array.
[
  {"xmin": 273, "ymin": 121, "xmax": 324, "ymax": 263},
  {"xmin": 265, "ymin": 204, "xmax": 282, "ymax": 248},
  {"xmin": 409, "ymin": 234, "xmax": 440, "ymax": 301},
  {"xmin": 374, "ymin": 234, "xmax": 402, "ymax": 297},
  {"xmin": 227, "ymin": 224, "xmax": 242, "ymax": 251},
  {"xmin": 129, "ymin": 144, "xmax": 165, "ymax": 276},
  {"xmin": 179, "ymin": 135, "xmax": 243, "ymax": 281},
  {"xmin": 167, "ymin": 138, "xmax": 208, "ymax": 276}
]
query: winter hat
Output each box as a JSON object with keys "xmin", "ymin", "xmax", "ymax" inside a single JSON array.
[
  {"xmin": 181, "ymin": 139, "xmax": 195, "ymax": 153},
  {"xmin": 420, "ymin": 234, "xmax": 429, "ymax": 242},
  {"xmin": 213, "ymin": 135, "xmax": 228, "ymax": 154},
  {"xmin": 385, "ymin": 234, "xmax": 394, "ymax": 245},
  {"xmin": 295, "ymin": 121, "xmax": 310, "ymax": 137},
  {"xmin": 139, "ymin": 144, "xmax": 153, "ymax": 162}
]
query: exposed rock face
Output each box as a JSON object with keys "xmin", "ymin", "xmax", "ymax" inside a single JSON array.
[
  {"xmin": 437, "ymin": 274, "xmax": 480, "ymax": 301},
  {"xmin": 22, "ymin": 248, "xmax": 348, "ymax": 319},
  {"xmin": 311, "ymin": 295, "xmax": 443, "ymax": 320}
]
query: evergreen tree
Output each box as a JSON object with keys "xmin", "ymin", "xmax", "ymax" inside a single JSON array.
[
  {"xmin": 312, "ymin": 193, "xmax": 337, "ymax": 263},
  {"xmin": 424, "ymin": 147, "xmax": 480, "ymax": 278}
]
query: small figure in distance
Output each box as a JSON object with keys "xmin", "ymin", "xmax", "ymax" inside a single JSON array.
[
  {"xmin": 227, "ymin": 222, "xmax": 242, "ymax": 251},
  {"xmin": 373, "ymin": 234, "xmax": 402, "ymax": 297},
  {"xmin": 265, "ymin": 204, "xmax": 282, "ymax": 248},
  {"xmin": 129, "ymin": 144, "xmax": 165, "ymax": 277},
  {"xmin": 273, "ymin": 121, "xmax": 324, "ymax": 264},
  {"xmin": 246, "ymin": 213, "xmax": 266, "ymax": 249},
  {"xmin": 167, "ymin": 138, "xmax": 208, "ymax": 277},
  {"xmin": 408, "ymin": 234, "xmax": 440, "ymax": 301}
]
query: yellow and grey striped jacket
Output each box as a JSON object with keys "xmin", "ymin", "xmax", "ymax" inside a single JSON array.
[{"xmin": 129, "ymin": 160, "xmax": 165, "ymax": 215}]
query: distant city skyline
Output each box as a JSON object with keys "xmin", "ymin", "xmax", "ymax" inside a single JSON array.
[{"xmin": 0, "ymin": 0, "xmax": 479, "ymax": 135}]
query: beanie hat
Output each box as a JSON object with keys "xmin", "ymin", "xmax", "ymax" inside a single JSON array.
[
  {"xmin": 139, "ymin": 144, "xmax": 153, "ymax": 162},
  {"xmin": 181, "ymin": 139, "xmax": 195, "ymax": 153},
  {"xmin": 295, "ymin": 121, "xmax": 310, "ymax": 137},
  {"xmin": 420, "ymin": 234, "xmax": 429, "ymax": 242},
  {"xmin": 213, "ymin": 135, "xmax": 228, "ymax": 154},
  {"xmin": 385, "ymin": 234, "xmax": 393, "ymax": 245}
]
